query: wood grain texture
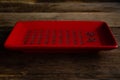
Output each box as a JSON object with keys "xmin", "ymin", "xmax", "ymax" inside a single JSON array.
[
  {"xmin": 0, "ymin": 2, "xmax": 120, "ymax": 12},
  {"xmin": 0, "ymin": 0, "xmax": 120, "ymax": 2},
  {"xmin": 0, "ymin": 27, "xmax": 119, "ymax": 79},
  {"xmin": 0, "ymin": 13, "xmax": 120, "ymax": 27},
  {"xmin": 0, "ymin": 1, "xmax": 119, "ymax": 79},
  {"xmin": 0, "ymin": 0, "xmax": 35, "ymax": 3}
]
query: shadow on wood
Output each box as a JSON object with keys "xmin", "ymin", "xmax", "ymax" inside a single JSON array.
[{"xmin": 35, "ymin": 0, "xmax": 120, "ymax": 2}]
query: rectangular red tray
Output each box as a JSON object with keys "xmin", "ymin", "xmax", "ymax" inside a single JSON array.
[{"xmin": 4, "ymin": 21, "xmax": 118, "ymax": 52}]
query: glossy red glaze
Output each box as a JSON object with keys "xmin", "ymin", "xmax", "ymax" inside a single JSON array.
[{"xmin": 4, "ymin": 21, "xmax": 118, "ymax": 52}]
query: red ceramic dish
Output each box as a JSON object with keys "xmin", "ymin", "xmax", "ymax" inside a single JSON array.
[{"xmin": 4, "ymin": 21, "xmax": 118, "ymax": 52}]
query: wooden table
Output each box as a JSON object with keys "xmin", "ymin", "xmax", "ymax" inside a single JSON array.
[{"xmin": 0, "ymin": 1, "xmax": 120, "ymax": 80}]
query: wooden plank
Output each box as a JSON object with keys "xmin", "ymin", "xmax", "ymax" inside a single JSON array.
[
  {"xmin": 0, "ymin": 0, "xmax": 120, "ymax": 3},
  {"xmin": 0, "ymin": 13, "xmax": 120, "ymax": 27},
  {"xmin": 0, "ymin": 0, "xmax": 35, "ymax": 3},
  {"xmin": 0, "ymin": 2, "xmax": 120, "ymax": 12},
  {"xmin": 0, "ymin": 27, "xmax": 119, "ymax": 79}
]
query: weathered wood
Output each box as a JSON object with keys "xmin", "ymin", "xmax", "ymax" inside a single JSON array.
[
  {"xmin": 0, "ymin": 2, "xmax": 120, "ymax": 12},
  {"xmin": 0, "ymin": 0, "xmax": 119, "ymax": 79},
  {"xmin": 0, "ymin": 0, "xmax": 120, "ymax": 2},
  {"xmin": 0, "ymin": 0, "xmax": 36, "ymax": 3},
  {"xmin": 0, "ymin": 13, "xmax": 120, "ymax": 27},
  {"xmin": 0, "ymin": 27, "xmax": 119, "ymax": 79}
]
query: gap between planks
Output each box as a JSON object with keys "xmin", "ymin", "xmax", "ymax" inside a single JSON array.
[{"xmin": 0, "ymin": 12, "xmax": 120, "ymax": 27}]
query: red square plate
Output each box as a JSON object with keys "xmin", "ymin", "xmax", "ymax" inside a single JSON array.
[{"xmin": 4, "ymin": 21, "xmax": 118, "ymax": 52}]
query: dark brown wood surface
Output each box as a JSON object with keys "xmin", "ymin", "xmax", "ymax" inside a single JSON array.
[
  {"xmin": 0, "ymin": 2, "xmax": 120, "ymax": 12},
  {"xmin": 0, "ymin": 13, "xmax": 120, "ymax": 27},
  {"xmin": 0, "ymin": 0, "xmax": 120, "ymax": 2},
  {"xmin": 0, "ymin": 1, "xmax": 120, "ymax": 80}
]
